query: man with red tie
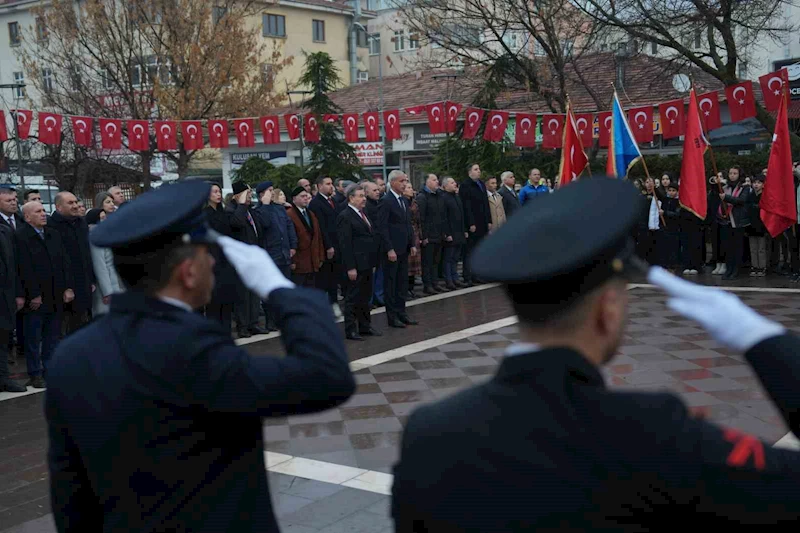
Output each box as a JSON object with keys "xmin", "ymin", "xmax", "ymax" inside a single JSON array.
[{"xmin": 309, "ymin": 176, "xmax": 344, "ymax": 317}]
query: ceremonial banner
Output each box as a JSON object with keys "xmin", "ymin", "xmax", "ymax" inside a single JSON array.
[
  {"xmin": 760, "ymin": 89, "xmax": 796, "ymax": 237},
  {"xmin": 679, "ymin": 88, "xmax": 709, "ymax": 220}
]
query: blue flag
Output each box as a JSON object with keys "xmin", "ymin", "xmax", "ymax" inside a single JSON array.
[{"xmin": 605, "ymin": 92, "xmax": 642, "ymax": 179}]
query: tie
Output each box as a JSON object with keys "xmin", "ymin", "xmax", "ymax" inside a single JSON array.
[
  {"xmin": 359, "ymin": 209, "xmax": 371, "ymax": 229},
  {"xmin": 328, "ymin": 197, "xmax": 335, "ymax": 209},
  {"xmin": 302, "ymin": 209, "xmax": 311, "ymax": 226},
  {"xmin": 397, "ymin": 195, "xmax": 405, "ymax": 212},
  {"xmin": 8, "ymin": 216, "xmax": 15, "ymax": 230},
  {"xmin": 477, "ymin": 181, "xmax": 485, "ymax": 192}
]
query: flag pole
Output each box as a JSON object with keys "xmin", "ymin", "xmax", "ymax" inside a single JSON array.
[{"xmin": 692, "ymin": 78, "xmax": 726, "ymax": 211}]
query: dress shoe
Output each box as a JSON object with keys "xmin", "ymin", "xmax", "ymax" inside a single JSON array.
[
  {"xmin": 400, "ymin": 316, "xmax": 419, "ymax": 325},
  {"xmin": 345, "ymin": 332, "xmax": 364, "ymax": 341},
  {"xmin": 1, "ymin": 378, "xmax": 26, "ymax": 393},
  {"xmin": 373, "ymin": 298, "xmax": 385, "ymax": 307},
  {"xmin": 249, "ymin": 326, "xmax": 269, "ymax": 335},
  {"xmin": 237, "ymin": 329, "xmax": 252, "ymax": 338},
  {"xmin": 455, "ymin": 281, "xmax": 468, "ymax": 288},
  {"xmin": 359, "ymin": 327, "xmax": 382, "ymax": 336},
  {"xmin": 26, "ymin": 376, "xmax": 46, "ymax": 389},
  {"xmin": 388, "ymin": 319, "xmax": 406, "ymax": 328},
  {"xmin": 423, "ymin": 286, "xmax": 436, "ymax": 295},
  {"xmin": 445, "ymin": 281, "xmax": 457, "ymax": 291}
]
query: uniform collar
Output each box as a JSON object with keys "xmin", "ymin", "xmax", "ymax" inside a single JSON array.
[
  {"xmin": 495, "ymin": 345, "xmax": 605, "ymax": 387},
  {"xmin": 110, "ymin": 291, "xmax": 195, "ymax": 314}
]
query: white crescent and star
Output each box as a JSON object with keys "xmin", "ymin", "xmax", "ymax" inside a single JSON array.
[
  {"xmin": 367, "ymin": 115, "xmax": 376, "ymax": 129},
  {"xmin": 468, "ymin": 111, "xmax": 479, "ymax": 125},
  {"xmin": 732, "ymin": 85, "xmax": 747, "ymax": 105},
  {"xmin": 290, "ymin": 116, "xmax": 298, "ymax": 127},
  {"xmin": 548, "ymin": 118, "xmax": 559, "ymax": 134},
  {"xmin": 665, "ymin": 106, "xmax": 678, "ymax": 124},
  {"xmin": 520, "ymin": 117, "xmax": 531, "ymax": 134},
  {"xmin": 75, "ymin": 119, "xmax": 87, "ymax": 132},
  {"xmin": 239, "ymin": 122, "xmax": 250, "ymax": 134},
  {"xmin": 634, "ymin": 111, "xmax": 647, "ymax": 129},
  {"xmin": 768, "ymin": 76, "xmax": 783, "ymax": 95},
  {"xmin": 576, "ymin": 117, "xmax": 587, "ymax": 135},
  {"xmin": 431, "ymin": 106, "xmax": 441, "ymax": 122},
  {"xmin": 265, "ymin": 119, "xmax": 275, "ymax": 131},
  {"xmin": 490, "ymin": 114, "xmax": 503, "ymax": 130},
  {"xmin": 104, "ymin": 122, "xmax": 117, "ymax": 136},
  {"xmin": 448, "ymin": 105, "xmax": 459, "ymax": 119},
  {"xmin": 699, "ymin": 97, "xmax": 713, "ymax": 117},
  {"xmin": 160, "ymin": 124, "xmax": 172, "ymax": 138},
  {"xmin": 212, "ymin": 122, "xmax": 224, "ymax": 137},
  {"xmin": 387, "ymin": 114, "xmax": 397, "ymax": 125},
  {"xmin": 347, "ymin": 116, "xmax": 356, "ymax": 128},
  {"xmin": 604, "ymin": 116, "xmax": 612, "ymax": 129},
  {"xmin": 17, "ymin": 112, "xmax": 27, "ymax": 124},
  {"xmin": 309, "ymin": 117, "xmax": 317, "ymax": 130},
  {"xmin": 187, "ymin": 124, "xmax": 198, "ymax": 135}
]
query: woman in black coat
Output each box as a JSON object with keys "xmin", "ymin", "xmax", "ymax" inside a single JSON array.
[
  {"xmin": 203, "ymin": 183, "xmax": 237, "ymax": 333},
  {"xmin": 441, "ymin": 177, "xmax": 467, "ymax": 290}
]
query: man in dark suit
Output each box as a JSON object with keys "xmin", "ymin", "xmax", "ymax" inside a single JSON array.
[
  {"xmin": 459, "ymin": 162, "xmax": 492, "ymax": 285},
  {"xmin": 377, "ymin": 170, "xmax": 418, "ymax": 328},
  {"xmin": 337, "ymin": 183, "xmax": 381, "ymax": 341},
  {"xmin": 394, "ymin": 177, "xmax": 800, "ymax": 530},
  {"xmin": 308, "ymin": 175, "xmax": 342, "ymax": 314},
  {"xmin": 0, "ymin": 221, "xmax": 25, "ymax": 392},
  {"xmin": 498, "ymin": 170, "xmax": 520, "ymax": 218},
  {"xmin": 46, "ymin": 180, "xmax": 354, "ymax": 533},
  {"xmin": 227, "ymin": 181, "xmax": 266, "ymax": 338},
  {"xmin": 0, "ymin": 184, "xmax": 24, "ymax": 230}
]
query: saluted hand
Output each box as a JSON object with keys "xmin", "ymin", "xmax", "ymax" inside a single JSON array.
[{"xmin": 218, "ymin": 236, "xmax": 295, "ymax": 300}]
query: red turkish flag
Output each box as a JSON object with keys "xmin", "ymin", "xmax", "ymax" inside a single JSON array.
[
  {"xmin": 233, "ymin": 118, "xmax": 255, "ymax": 148},
  {"xmin": 260, "ymin": 116, "xmax": 280, "ymax": 144},
  {"xmin": 363, "ymin": 112, "xmax": 380, "ymax": 142},
  {"xmin": 627, "ymin": 106, "xmax": 653, "ymax": 143},
  {"xmin": 99, "ymin": 118, "xmax": 122, "ymax": 150},
  {"xmin": 759, "ymin": 69, "xmax": 789, "ymax": 112},
  {"xmin": 726, "ymin": 81, "xmax": 757, "ymax": 123},
  {"xmin": 323, "ymin": 114, "xmax": 339, "ymax": 124},
  {"xmin": 383, "ymin": 110, "xmax": 401, "ymax": 141},
  {"xmin": 343, "ymin": 113, "xmax": 359, "ymax": 142},
  {"xmin": 679, "ymin": 88, "xmax": 709, "ymax": 220},
  {"xmin": 38, "ymin": 112, "xmax": 62, "ymax": 145},
  {"xmin": 284, "ymin": 114, "xmax": 300, "ymax": 140},
  {"xmin": 598, "ymin": 111, "xmax": 612, "ymax": 148},
  {"xmin": 127, "ymin": 120, "xmax": 150, "ymax": 151},
  {"xmin": 405, "ymin": 105, "xmax": 425, "ymax": 117},
  {"xmin": 761, "ymin": 88, "xmax": 796, "ymax": 237},
  {"xmin": 304, "ymin": 114, "xmax": 320, "ymax": 143},
  {"xmin": 514, "ymin": 113, "xmax": 537, "ymax": 147},
  {"xmin": 208, "ymin": 119, "xmax": 229, "ymax": 148},
  {"xmin": 70, "ymin": 116, "xmax": 93, "ymax": 147},
  {"xmin": 462, "ymin": 108, "xmax": 484, "ymax": 140},
  {"xmin": 444, "ymin": 101, "xmax": 462, "ymax": 134},
  {"xmin": 483, "ymin": 110, "xmax": 508, "ymax": 142},
  {"xmin": 658, "ymin": 100, "xmax": 685, "ymax": 139},
  {"xmin": 573, "ymin": 113, "xmax": 593, "ymax": 148},
  {"xmin": 558, "ymin": 109, "xmax": 588, "ymax": 188},
  {"xmin": 155, "ymin": 121, "xmax": 177, "ymax": 151},
  {"xmin": 426, "ymin": 103, "xmax": 446, "ymax": 134},
  {"xmin": 14, "ymin": 110, "xmax": 32, "ymax": 139},
  {"xmin": 541, "ymin": 114, "xmax": 564, "ymax": 149},
  {"xmin": 0, "ymin": 111, "xmax": 7, "ymax": 142},
  {"xmin": 697, "ymin": 92, "xmax": 722, "ymax": 131},
  {"xmin": 181, "ymin": 121, "xmax": 204, "ymax": 150}
]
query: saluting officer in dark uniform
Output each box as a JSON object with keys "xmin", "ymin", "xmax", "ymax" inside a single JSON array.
[
  {"xmin": 45, "ymin": 180, "xmax": 355, "ymax": 533},
  {"xmin": 392, "ymin": 177, "xmax": 800, "ymax": 531}
]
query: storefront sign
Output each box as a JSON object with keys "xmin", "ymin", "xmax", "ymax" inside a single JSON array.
[
  {"xmin": 231, "ymin": 151, "xmax": 287, "ymax": 167},
  {"xmin": 350, "ymin": 142, "xmax": 384, "ymax": 165},
  {"xmin": 413, "ymin": 124, "xmax": 448, "ymax": 150},
  {"xmin": 773, "ymin": 58, "xmax": 800, "ymax": 99}
]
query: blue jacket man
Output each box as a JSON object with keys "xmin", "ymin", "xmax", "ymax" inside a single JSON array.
[
  {"xmin": 252, "ymin": 181, "xmax": 297, "ymax": 274},
  {"xmin": 519, "ymin": 182, "xmax": 550, "ymax": 206}
]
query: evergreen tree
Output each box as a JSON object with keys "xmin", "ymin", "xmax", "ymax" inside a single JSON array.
[{"xmin": 299, "ymin": 52, "xmax": 363, "ymax": 181}]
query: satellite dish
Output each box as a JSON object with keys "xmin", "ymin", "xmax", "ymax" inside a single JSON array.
[{"xmin": 672, "ymin": 74, "xmax": 690, "ymax": 93}]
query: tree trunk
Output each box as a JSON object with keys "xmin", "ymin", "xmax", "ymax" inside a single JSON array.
[
  {"xmin": 142, "ymin": 152, "xmax": 152, "ymax": 191},
  {"xmin": 177, "ymin": 146, "xmax": 190, "ymax": 179}
]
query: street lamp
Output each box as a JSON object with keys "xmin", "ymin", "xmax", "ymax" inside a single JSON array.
[
  {"xmin": 0, "ymin": 83, "xmax": 27, "ymax": 192},
  {"xmin": 288, "ymin": 89, "xmax": 314, "ymax": 173},
  {"xmin": 354, "ymin": 22, "xmax": 387, "ymax": 182}
]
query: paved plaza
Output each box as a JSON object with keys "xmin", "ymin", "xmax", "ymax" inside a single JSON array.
[{"xmin": 2, "ymin": 277, "xmax": 800, "ymax": 532}]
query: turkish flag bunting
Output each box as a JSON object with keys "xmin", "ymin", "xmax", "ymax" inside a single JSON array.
[
  {"xmin": 155, "ymin": 121, "xmax": 177, "ymax": 151},
  {"xmin": 444, "ymin": 101, "xmax": 462, "ymax": 134},
  {"xmin": 426, "ymin": 103, "xmax": 446, "ymax": 135},
  {"xmin": 558, "ymin": 109, "xmax": 588, "ymax": 188},
  {"xmin": 483, "ymin": 110, "xmax": 508, "ymax": 142},
  {"xmin": 598, "ymin": 111, "xmax": 612, "ymax": 148},
  {"xmin": 99, "ymin": 118, "xmax": 122, "ymax": 150},
  {"xmin": 383, "ymin": 110, "xmax": 401, "ymax": 141},
  {"xmin": 573, "ymin": 113, "xmax": 593, "ymax": 148},
  {"xmin": 679, "ymin": 88, "xmax": 709, "ymax": 220},
  {"xmin": 363, "ymin": 112, "xmax": 380, "ymax": 142},
  {"xmin": 726, "ymin": 81, "xmax": 757, "ymax": 123},
  {"xmin": 462, "ymin": 108, "xmax": 484, "ymax": 140},
  {"xmin": 284, "ymin": 114, "xmax": 300, "ymax": 140},
  {"xmin": 343, "ymin": 113, "xmax": 359, "ymax": 142},
  {"xmin": 697, "ymin": 92, "xmax": 722, "ymax": 131},
  {"xmin": 627, "ymin": 106, "xmax": 653, "ymax": 143},
  {"xmin": 127, "ymin": 120, "xmax": 150, "ymax": 151},
  {"xmin": 260, "ymin": 116, "xmax": 281, "ymax": 144},
  {"xmin": 14, "ymin": 110, "xmax": 32, "ymax": 139},
  {"xmin": 405, "ymin": 105, "xmax": 425, "ymax": 117},
  {"xmin": 759, "ymin": 69, "xmax": 789, "ymax": 112},
  {"xmin": 514, "ymin": 113, "xmax": 537, "ymax": 147},
  {"xmin": 304, "ymin": 114, "xmax": 320, "ymax": 143},
  {"xmin": 323, "ymin": 114, "xmax": 339, "ymax": 124},
  {"xmin": 208, "ymin": 119, "xmax": 229, "ymax": 148},
  {"xmin": 0, "ymin": 111, "xmax": 9, "ymax": 143},
  {"xmin": 38, "ymin": 112, "xmax": 62, "ymax": 145},
  {"xmin": 658, "ymin": 100, "xmax": 685, "ymax": 139},
  {"xmin": 541, "ymin": 114, "xmax": 564, "ymax": 148},
  {"xmin": 181, "ymin": 121, "xmax": 204, "ymax": 150},
  {"xmin": 234, "ymin": 118, "xmax": 255, "ymax": 148},
  {"xmin": 70, "ymin": 117, "xmax": 93, "ymax": 147},
  {"xmin": 761, "ymin": 89, "xmax": 796, "ymax": 237}
]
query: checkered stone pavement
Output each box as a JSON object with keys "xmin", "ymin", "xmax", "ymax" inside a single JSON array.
[{"xmin": 263, "ymin": 287, "xmax": 800, "ymax": 474}]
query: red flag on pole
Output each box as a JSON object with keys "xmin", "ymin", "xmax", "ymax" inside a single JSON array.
[
  {"xmin": 383, "ymin": 110, "xmax": 401, "ymax": 141},
  {"xmin": 697, "ymin": 92, "xmax": 722, "ymax": 131},
  {"xmin": 598, "ymin": 112, "xmax": 612, "ymax": 148},
  {"xmin": 759, "ymin": 69, "xmax": 789, "ymax": 112},
  {"xmin": 760, "ymin": 89, "xmax": 796, "ymax": 237},
  {"xmin": 181, "ymin": 121, "xmax": 204, "ymax": 150},
  {"xmin": 426, "ymin": 102, "xmax": 446, "ymax": 134},
  {"xmin": 155, "ymin": 121, "xmax": 177, "ymax": 151},
  {"xmin": 260, "ymin": 116, "xmax": 281, "ymax": 144},
  {"xmin": 514, "ymin": 113, "xmax": 536, "ymax": 147},
  {"xmin": 462, "ymin": 108, "xmax": 484, "ymax": 140},
  {"xmin": 483, "ymin": 111, "xmax": 508, "ymax": 142},
  {"xmin": 679, "ymin": 88, "xmax": 709, "ymax": 220},
  {"xmin": 363, "ymin": 112, "xmax": 380, "ymax": 142},
  {"xmin": 658, "ymin": 100, "xmax": 685, "ymax": 139},
  {"xmin": 14, "ymin": 110, "xmax": 32, "ymax": 139},
  {"xmin": 304, "ymin": 114, "xmax": 320, "ymax": 143},
  {"xmin": 71, "ymin": 116, "xmax": 93, "ymax": 147},
  {"xmin": 99, "ymin": 118, "xmax": 122, "ymax": 149},
  {"xmin": 558, "ymin": 105, "xmax": 588, "ymax": 188},
  {"xmin": 0, "ymin": 111, "xmax": 7, "ymax": 142},
  {"xmin": 342, "ymin": 113, "xmax": 359, "ymax": 142},
  {"xmin": 234, "ymin": 118, "xmax": 255, "ymax": 147},
  {"xmin": 127, "ymin": 120, "xmax": 149, "ymax": 151},
  {"xmin": 208, "ymin": 119, "xmax": 229, "ymax": 148},
  {"xmin": 541, "ymin": 114, "xmax": 564, "ymax": 148},
  {"xmin": 725, "ymin": 81, "xmax": 757, "ymax": 123},
  {"xmin": 38, "ymin": 112, "xmax": 62, "ymax": 145}
]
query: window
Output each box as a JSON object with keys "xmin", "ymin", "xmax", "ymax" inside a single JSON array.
[
  {"xmin": 599, "ymin": 43, "xmax": 607, "ymax": 52},
  {"xmin": 430, "ymin": 32, "xmax": 442, "ymax": 48},
  {"xmin": 561, "ymin": 39, "xmax": 574, "ymax": 57},
  {"xmin": 263, "ymin": 14, "xmax": 286, "ymax": 37},
  {"xmin": 357, "ymin": 70, "xmax": 369, "ymax": 83},
  {"xmin": 651, "ymin": 41, "xmax": 657, "ymax": 55},
  {"xmin": 13, "ymin": 72, "xmax": 24, "ymax": 98},
  {"xmin": 408, "ymin": 32, "xmax": 418, "ymax": 50},
  {"xmin": 368, "ymin": 32, "xmax": 380, "ymax": 55},
  {"xmin": 356, "ymin": 27, "xmax": 369, "ymax": 48},
  {"xmin": 738, "ymin": 60, "xmax": 748, "ymax": 79},
  {"xmin": 460, "ymin": 26, "xmax": 480, "ymax": 46},
  {"xmin": 212, "ymin": 6, "xmax": 227, "ymax": 25},
  {"xmin": 8, "ymin": 22, "xmax": 19, "ymax": 46},
  {"xmin": 393, "ymin": 30, "xmax": 404, "ymax": 51},
  {"xmin": 694, "ymin": 29, "xmax": 701, "ymax": 49},
  {"xmin": 503, "ymin": 31, "xmax": 522, "ymax": 52},
  {"xmin": 533, "ymin": 40, "xmax": 545, "ymax": 56},
  {"xmin": 262, "ymin": 64, "xmax": 274, "ymax": 84},
  {"xmin": 101, "ymin": 69, "xmax": 115, "ymax": 90},
  {"xmin": 313, "ymin": 20, "xmax": 325, "ymax": 42},
  {"xmin": 35, "ymin": 17, "xmax": 47, "ymax": 41},
  {"xmin": 42, "ymin": 68, "xmax": 53, "ymax": 94}
]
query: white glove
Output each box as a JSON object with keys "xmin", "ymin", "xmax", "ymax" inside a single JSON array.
[
  {"xmin": 217, "ymin": 236, "xmax": 295, "ymax": 300},
  {"xmin": 647, "ymin": 266, "xmax": 784, "ymax": 352}
]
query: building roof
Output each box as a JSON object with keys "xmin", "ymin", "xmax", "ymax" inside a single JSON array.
[{"xmin": 281, "ymin": 0, "xmax": 376, "ymax": 16}]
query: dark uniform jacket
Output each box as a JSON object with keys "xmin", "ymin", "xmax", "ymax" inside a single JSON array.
[
  {"xmin": 252, "ymin": 203, "xmax": 298, "ymax": 267},
  {"xmin": 377, "ymin": 191, "xmax": 413, "ymax": 257},
  {"xmin": 15, "ymin": 223, "xmax": 72, "ymax": 314},
  {"xmin": 393, "ymin": 335, "xmax": 800, "ymax": 531},
  {"xmin": 498, "ymin": 185, "xmax": 520, "ymax": 218},
  {"xmin": 459, "ymin": 178, "xmax": 491, "ymax": 238},
  {"xmin": 337, "ymin": 206, "xmax": 378, "ymax": 272},
  {"xmin": 308, "ymin": 193, "xmax": 342, "ymax": 257},
  {"xmin": 0, "ymin": 224, "xmax": 22, "ymax": 331},
  {"xmin": 46, "ymin": 287, "xmax": 355, "ymax": 533},
  {"xmin": 48, "ymin": 211, "xmax": 94, "ymax": 314}
]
